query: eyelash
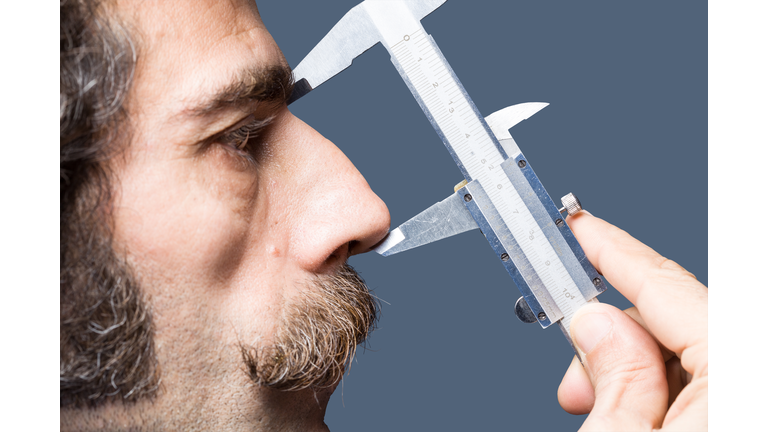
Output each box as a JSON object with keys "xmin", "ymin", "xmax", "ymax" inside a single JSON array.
[{"xmin": 219, "ymin": 115, "xmax": 274, "ymax": 153}]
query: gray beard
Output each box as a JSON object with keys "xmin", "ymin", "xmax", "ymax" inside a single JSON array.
[{"xmin": 240, "ymin": 263, "xmax": 379, "ymax": 391}]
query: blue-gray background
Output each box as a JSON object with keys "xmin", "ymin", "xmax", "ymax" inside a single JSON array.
[{"xmin": 260, "ymin": 1, "xmax": 706, "ymax": 430}]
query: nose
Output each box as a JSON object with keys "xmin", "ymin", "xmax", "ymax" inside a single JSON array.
[{"xmin": 273, "ymin": 111, "xmax": 391, "ymax": 271}]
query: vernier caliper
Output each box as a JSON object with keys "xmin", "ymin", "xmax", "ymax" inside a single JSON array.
[{"xmin": 288, "ymin": 0, "xmax": 606, "ymax": 356}]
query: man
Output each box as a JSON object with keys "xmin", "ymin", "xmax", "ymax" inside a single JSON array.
[{"xmin": 60, "ymin": 0, "xmax": 707, "ymax": 430}]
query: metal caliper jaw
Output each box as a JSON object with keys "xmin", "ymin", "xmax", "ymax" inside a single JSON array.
[{"xmin": 288, "ymin": 0, "xmax": 449, "ymax": 106}]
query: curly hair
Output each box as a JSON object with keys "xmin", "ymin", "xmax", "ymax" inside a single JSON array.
[{"xmin": 60, "ymin": 0, "xmax": 158, "ymax": 407}]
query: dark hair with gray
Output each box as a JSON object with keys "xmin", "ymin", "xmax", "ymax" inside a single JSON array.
[{"xmin": 60, "ymin": 0, "xmax": 158, "ymax": 407}]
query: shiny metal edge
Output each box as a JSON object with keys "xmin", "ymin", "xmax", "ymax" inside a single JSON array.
[
  {"xmin": 501, "ymin": 154, "xmax": 605, "ymax": 300},
  {"xmin": 459, "ymin": 181, "xmax": 563, "ymax": 328}
]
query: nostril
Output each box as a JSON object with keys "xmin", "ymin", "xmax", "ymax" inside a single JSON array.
[
  {"xmin": 347, "ymin": 240, "xmax": 359, "ymax": 255},
  {"xmin": 323, "ymin": 242, "xmax": 351, "ymax": 270}
]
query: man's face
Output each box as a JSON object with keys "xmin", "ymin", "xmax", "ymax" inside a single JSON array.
[{"xmin": 99, "ymin": 0, "xmax": 389, "ymax": 428}]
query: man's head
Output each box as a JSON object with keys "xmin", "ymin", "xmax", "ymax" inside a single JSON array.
[{"xmin": 60, "ymin": 0, "xmax": 391, "ymax": 430}]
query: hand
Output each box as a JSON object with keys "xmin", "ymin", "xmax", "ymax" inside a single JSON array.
[{"xmin": 557, "ymin": 212, "xmax": 708, "ymax": 431}]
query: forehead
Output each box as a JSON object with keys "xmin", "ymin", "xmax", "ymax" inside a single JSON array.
[{"xmin": 117, "ymin": 0, "xmax": 286, "ymax": 116}]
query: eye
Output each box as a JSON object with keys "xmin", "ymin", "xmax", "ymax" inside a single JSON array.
[{"xmin": 219, "ymin": 115, "xmax": 275, "ymax": 153}]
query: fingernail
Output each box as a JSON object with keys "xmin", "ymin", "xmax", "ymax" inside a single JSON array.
[{"xmin": 573, "ymin": 312, "xmax": 612, "ymax": 354}]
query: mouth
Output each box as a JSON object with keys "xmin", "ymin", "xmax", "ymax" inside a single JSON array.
[{"xmin": 240, "ymin": 263, "xmax": 378, "ymax": 392}]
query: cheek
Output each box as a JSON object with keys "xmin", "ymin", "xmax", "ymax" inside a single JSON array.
[{"xmin": 112, "ymin": 145, "xmax": 263, "ymax": 286}]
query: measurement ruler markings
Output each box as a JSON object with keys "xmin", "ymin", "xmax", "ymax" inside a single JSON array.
[
  {"xmin": 422, "ymin": 93, "xmax": 440, "ymax": 105},
  {"xmin": 410, "ymin": 74, "xmax": 429, "ymax": 87},
  {"xmin": 435, "ymin": 69, "xmax": 449, "ymax": 79},
  {"xmin": 395, "ymin": 47, "xmax": 413, "ymax": 59},
  {"xmin": 423, "ymin": 93, "xmax": 441, "ymax": 105},
  {"xmin": 400, "ymin": 59, "xmax": 419, "ymax": 71},
  {"xmin": 443, "ymin": 128, "xmax": 461, "ymax": 140},
  {"xmin": 390, "ymin": 30, "xmax": 586, "ymax": 329},
  {"xmin": 444, "ymin": 127, "xmax": 462, "ymax": 139}
]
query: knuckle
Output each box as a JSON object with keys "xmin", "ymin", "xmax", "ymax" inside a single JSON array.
[
  {"xmin": 653, "ymin": 256, "xmax": 698, "ymax": 282},
  {"xmin": 611, "ymin": 358, "xmax": 661, "ymax": 388}
]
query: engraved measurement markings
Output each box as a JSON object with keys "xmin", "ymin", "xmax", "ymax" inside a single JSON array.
[{"xmin": 391, "ymin": 29, "xmax": 586, "ymax": 322}]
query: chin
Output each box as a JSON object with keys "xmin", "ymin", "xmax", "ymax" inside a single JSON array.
[{"xmin": 256, "ymin": 380, "xmax": 341, "ymax": 431}]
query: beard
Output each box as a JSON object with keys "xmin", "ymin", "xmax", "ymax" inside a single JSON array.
[
  {"xmin": 61, "ymin": 180, "xmax": 159, "ymax": 407},
  {"xmin": 240, "ymin": 263, "xmax": 379, "ymax": 391},
  {"xmin": 61, "ymin": 171, "xmax": 378, "ymax": 404},
  {"xmin": 62, "ymin": 205, "xmax": 378, "ymax": 406}
]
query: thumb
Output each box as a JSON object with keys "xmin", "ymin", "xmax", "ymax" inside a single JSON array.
[{"xmin": 571, "ymin": 303, "xmax": 668, "ymax": 431}]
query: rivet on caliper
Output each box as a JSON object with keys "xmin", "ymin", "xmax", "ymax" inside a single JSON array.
[
  {"xmin": 463, "ymin": 194, "xmax": 473, "ymax": 202},
  {"xmin": 517, "ymin": 160, "xmax": 527, "ymax": 168},
  {"xmin": 593, "ymin": 277, "xmax": 602, "ymax": 286}
]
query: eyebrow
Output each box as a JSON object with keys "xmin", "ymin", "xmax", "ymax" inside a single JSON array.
[{"xmin": 184, "ymin": 64, "xmax": 295, "ymax": 117}]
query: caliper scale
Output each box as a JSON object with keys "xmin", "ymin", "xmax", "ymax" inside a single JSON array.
[{"xmin": 288, "ymin": 0, "xmax": 606, "ymax": 355}]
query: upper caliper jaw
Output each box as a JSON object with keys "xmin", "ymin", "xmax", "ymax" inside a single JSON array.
[{"xmin": 288, "ymin": 0, "xmax": 448, "ymax": 105}]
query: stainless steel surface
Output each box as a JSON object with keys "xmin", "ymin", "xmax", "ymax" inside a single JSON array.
[
  {"xmin": 288, "ymin": 0, "xmax": 605, "ymax": 348},
  {"xmin": 485, "ymin": 102, "xmax": 548, "ymax": 158},
  {"xmin": 289, "ymin": 0, "xmax": 447, "ymax": 104},
  {"xmin": 559, "ymin": 193, "xmax": 583, "ymax": 216},
  {"xmin": 373, "ymin": 187, "xmax": 478, "ymax": 256},
  {"xmin": 515, "ymin": 296, "xmax": 537, "ymax": 324},
  {"xmin": 374, "ymin": 103, "xmax": 548, "ymax": 257},
  {"xmin": 458, "ymin": 180, "xmax": 562, "ymax": 328}
]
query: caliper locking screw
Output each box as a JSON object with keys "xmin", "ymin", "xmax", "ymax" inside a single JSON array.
[{"xmin": 558, "ymin": 192, "xmax": 583, "ymax": 216}]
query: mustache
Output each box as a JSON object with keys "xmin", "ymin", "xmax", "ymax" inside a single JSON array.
[{"xmin": 240, "ymin": 263, "xmax": 379, "ymax": 391}]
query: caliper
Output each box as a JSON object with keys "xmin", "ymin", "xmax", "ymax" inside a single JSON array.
[{"xmin": 288, "ymin": 0, "xmax": 606, "ymax": 356}]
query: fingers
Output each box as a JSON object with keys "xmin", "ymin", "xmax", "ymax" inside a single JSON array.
[
  {"xmin": 613, "ymin": 307, "xmax": 691, "ymax": 406},
  {"xmin": 558, "ymin": 306, "xmax": 679, "ymax": 416},
  {"xmin": 570, "ymin": 303, "xmax": 668, "ymax": 431},
  {"xmin": 665, "ymin": 356, "xmax": 690, "ymax": 408},
  {"xmin": 558, "ymin": 355, "xmax": 594, "ymax": 415},
  {"xmin": 623, "ymin": 307, "xmax": 677, "ymax": 362},
  {"xmin": 566, "ymin": 212, "xmax": 708, "ymax": 378}
]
